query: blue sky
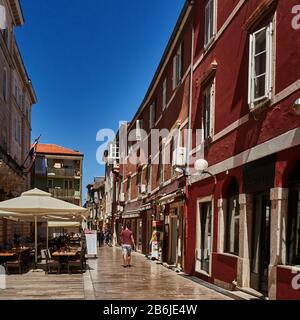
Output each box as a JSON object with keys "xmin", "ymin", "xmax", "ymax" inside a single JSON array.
[{"xmin": 16, "ymin": 0, "xmax": 184, "ymax": 198}]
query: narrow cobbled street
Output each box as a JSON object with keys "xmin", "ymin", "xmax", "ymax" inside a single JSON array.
[{"xmin": 84, "ymin": 246, "xmax": 231, "ymax": 300}]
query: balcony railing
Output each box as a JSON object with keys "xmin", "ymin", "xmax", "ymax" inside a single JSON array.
[
  {"xmin": 47, "ymin": 168, "xmax": 81, "ymax": 178},
  {"xmin": 49, "ymin": 188, "xmax": 77, "ymax": 199}
]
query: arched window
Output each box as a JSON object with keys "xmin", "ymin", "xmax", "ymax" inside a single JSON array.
[
  {"xmin": 287, "ymin": 161, "xmax": 300, "ymax": 265},
  {"xmin": 2, "ymin": 69, "xmax": 7, "ymax": 101},
  {"xmin": 226, "ymin": 178, "xmax": 240, "ymax": 255}
]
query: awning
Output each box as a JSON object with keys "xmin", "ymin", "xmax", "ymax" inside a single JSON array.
[
  {"xmin": 140, "ymin": 203, "xmax": 152, "ymax": 211},
  {"xmin": 158, "ymin": 189, "xmax": 184, "ymax": 206},
  {"xmin": 122, "ymin": 210, "xmax": 140, "ymax": 219}
]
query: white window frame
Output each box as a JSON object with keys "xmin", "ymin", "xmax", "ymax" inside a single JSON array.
[
  {"xmin": 202, "ymin": 81, "xmax": 215, "ymax": 140},
  {"xmin": 248, "ymin": 22, "xmax": 273, "ymax": 109},
  {"xmin": 172, "ymin": 43, "xmax": 182, "ymax": 90},
  {"xmin": 108, "ymin": 143, "xmax": 119, "ymax": 160},
  {"xmin": 162, "ymin": 78, "xmax": 167, "ymax": 110},
  {"xmin": 204, "ymin": 0, "xmax": 216, "ymax": 48},
  {"xmin": 226, "ymin": 196, "xmax": 240, "ymax": 256}
]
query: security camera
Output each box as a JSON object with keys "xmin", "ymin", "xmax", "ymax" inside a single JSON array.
[{"xmin": 293, "ymin": 98, "xmax": 300, "ymax": 115}]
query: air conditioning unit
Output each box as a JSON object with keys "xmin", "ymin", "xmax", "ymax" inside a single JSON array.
[
  {"xmin": 139, "ymin": 184, "xmax": 146, "ymax": 195},
  {"xmin": 172, "ymin": 147, "xmax": 186, "ymax": 167},
  {"xmin": 119, "ymin": 192, "xmax": 125, "ymax": 203}
]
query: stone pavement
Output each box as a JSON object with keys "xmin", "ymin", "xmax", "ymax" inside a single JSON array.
[
  {"xmin": 0, "ymin": 270, "xmax": 84, "ymax": 300},
  {"xmin": 84, "ymin": 246, "xmax": 231, "ymax": 300},
  {"xmin": 0, "ymin": 246, "xmax": 232, "ymax": 300}
]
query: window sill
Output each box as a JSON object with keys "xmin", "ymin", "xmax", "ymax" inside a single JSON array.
[
  {"xmin": 249, "ymin": 98, "xmax": 271, "ymax": 115},
  {"xmin": 219, "ymin": 252, "xmax": 239, "ymax": 259},
  {"xmin": 158, "ymin": 181, "xmax": 165, "ymax": 188},
  {"xmin": 195, "ymin": 269, "xmax": 210, "ymax": 277}
]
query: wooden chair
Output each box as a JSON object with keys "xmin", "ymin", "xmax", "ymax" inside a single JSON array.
[
  {"xmin": 67, "ymin": 249, "xmax": 85, "ymax": 274},
  {"xmin": 6, "ymin": 252, "xmax": 24, "ymax": 274},
  {"xmin": 22, "ymin": 249, "xmax": 30, "ymax": 272},
  {"xmin": 45, "ymin": 250, "xmax": 60, "ymax": 274}
]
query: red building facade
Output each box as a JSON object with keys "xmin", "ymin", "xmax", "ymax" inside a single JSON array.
[
  {"xmin": 187, "ymin": 0, "xmax": 300, "ymax": 300},
  {"xmin": 107, "ymin": 0, "xmax": 300, "ymax": 300}
]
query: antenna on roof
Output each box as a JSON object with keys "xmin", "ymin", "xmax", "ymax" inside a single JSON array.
[{"xmin": 34, "ymin": 134, "xmax": 42, "ymax": 143}]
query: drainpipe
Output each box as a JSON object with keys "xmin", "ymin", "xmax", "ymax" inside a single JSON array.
[{"xmin": 184, "ymin": 2, "xmax": 194, "ymax": 274}]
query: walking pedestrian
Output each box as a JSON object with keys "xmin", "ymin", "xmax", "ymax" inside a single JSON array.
[
  {"xmin": 97, "ymin": 229, "xmax": 104, "ymax": 247},
  {"xmin": 120, "ymin": 224, "xmax": 135, "ymax": 268},
  {"xmin": 104, "ymin": 229, "xmax": 111, "ymax": 246}
]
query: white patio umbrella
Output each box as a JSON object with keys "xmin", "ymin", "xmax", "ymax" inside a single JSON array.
[
  {"xmin": 48, "ymin": 221, "xmax": 80, "ymax": 228},
  {"xmin": 0, "ymin": 210, "xmax": 28, "ymax": 223},
  {"xmin": 0, "ymin": 210, "xmax": 23, "ymax": 218},
  {"xmin": 0, "ymin": 188, "xmax": 88, "ymax": 263}
]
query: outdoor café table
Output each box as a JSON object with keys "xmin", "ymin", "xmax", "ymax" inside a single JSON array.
[
  {"xmin": 0, "ymin": 252, "xmax": 16, "ymax": 258},
  {"xmin": 12, "ymin": 247, "xmax": 31, "ymax": 252},
  {"xmin": 0, "ymin": 252, "xmax": 16, "ymax": 265},
  {"xmin": 52, "ymin": 251, "xmax": 77, "ymax": 257}
]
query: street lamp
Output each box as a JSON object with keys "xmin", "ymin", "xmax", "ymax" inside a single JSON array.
[
  {"xmin": 194, "ymin": 159, "xmax": 217, "ymax": 184},
  {"xmin": 174, "ymin": 159, "xmax": 216, "ymax": 184},
  {"xmin": 293, "ymin": 98, "xmax": 300, "ymax": 115}
]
